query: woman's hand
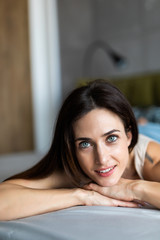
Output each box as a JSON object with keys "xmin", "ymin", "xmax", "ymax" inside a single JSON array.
[
  {"xmin": 79, "ymin": 188, "xmax": 138, "ymax": 208},
  {"xmin": 84, "ymin": 178, "xmax": 137, "ymax": 202}
]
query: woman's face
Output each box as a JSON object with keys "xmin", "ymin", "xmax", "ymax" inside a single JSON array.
[{"xmin": 73, "ymin": 108, "xmax": 132, "ymax": 187}]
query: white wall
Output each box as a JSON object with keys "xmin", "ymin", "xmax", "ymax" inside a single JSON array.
[{"xmin": 28, "ymin": 0, "xmax": 62, "ymax": 154}]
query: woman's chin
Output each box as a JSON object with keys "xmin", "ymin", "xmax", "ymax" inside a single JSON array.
[{"xmin": 96, "ymin": 178, "xmax": 119, "ymax": 187}]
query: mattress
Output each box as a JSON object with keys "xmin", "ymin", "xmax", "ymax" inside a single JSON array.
[{"xmin": 0, "ymin": 206, "xmax": 160, "ymax": 240}]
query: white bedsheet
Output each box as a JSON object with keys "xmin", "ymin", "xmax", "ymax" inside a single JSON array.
[{"xmin": 0, "ymin": 206, "xmax": 160, "ymax": 240}]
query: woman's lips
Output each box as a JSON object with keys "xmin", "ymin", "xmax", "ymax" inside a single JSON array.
[{"xmin": 95, "ymin": 165, "xmax": 116, "ymax": 177}]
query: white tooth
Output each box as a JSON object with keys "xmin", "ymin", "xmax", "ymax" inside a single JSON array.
[{"xmin": 99, "ymin": 167, "xmax": 113, "ymax": 173}]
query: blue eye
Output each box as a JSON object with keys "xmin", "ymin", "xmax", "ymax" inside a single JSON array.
[
  {"xmin": 79, "ymin": 141, "xmax": 91, "ymax": 149},
  {"xmin": 107, "ymin": 135, "xmax": 117, "ymax": 143}
]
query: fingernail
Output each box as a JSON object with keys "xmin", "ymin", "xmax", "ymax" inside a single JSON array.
[{"xmin": 138, "ymin": 204, "xmax": 143, "ymax": 208}]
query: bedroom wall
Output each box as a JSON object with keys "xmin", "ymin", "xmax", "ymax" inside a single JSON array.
[{"xmin": 57, "ymin": 0, "xmax": 160, "ymax": 95}]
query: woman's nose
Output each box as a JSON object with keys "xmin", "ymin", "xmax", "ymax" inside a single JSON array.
[{"xmin": 95, "ymin": 145, "xmax": 108, "ymax": 165}]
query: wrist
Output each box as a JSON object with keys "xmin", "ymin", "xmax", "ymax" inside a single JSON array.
[
  {"xmin": 131, "ymin": 180, "xmax": 144, "ymax": 201},
  {"xmin": 73, "ymin": 188, "xmax": 88, "ymax": 206}
]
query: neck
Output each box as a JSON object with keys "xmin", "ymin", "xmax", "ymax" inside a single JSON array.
[
  {"xmin": 51, "ymin": 170, "xmax": 74, "ymax": 188},
  {"xmin": 122, "ymin": 151, "xmax": 139, "ymax": 179}
]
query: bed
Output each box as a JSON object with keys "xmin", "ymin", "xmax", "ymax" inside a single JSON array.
[
  {"xmin": 0, "ymin": 153, "xmax": 160, "ymax": 240},
  {"xmin": 0, "ymin": 206, "xmax": 160, "ymax": 240}
]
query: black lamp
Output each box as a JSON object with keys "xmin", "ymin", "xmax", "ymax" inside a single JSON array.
[{"xmin": 83, "ymin": 40, "xmax": 127, "ymax": 76}]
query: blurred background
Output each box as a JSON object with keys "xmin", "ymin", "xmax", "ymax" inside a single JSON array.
[{"xmin": 1, "ymin": 0, "xmax": 160, "ymax": 181}]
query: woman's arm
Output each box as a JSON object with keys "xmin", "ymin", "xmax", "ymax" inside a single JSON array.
[
  {"xmin": 0, "ymin": 178, "xmax": 138, "ymax": 221},
  {"xmin": 85, "ymin": 178, "xmax": 160, "ymax": 208},
  {"xmin": 133, "ymin": 180, "xmax": 160, "ymax": 208},
  {"xmin": 143, "ymin": 140, "xmax": 160, "ymax": 182},
  {"xmin": 0, "ymin": 181, "xmax": 81, "ymax": 221},
  {"xmin": 135, "ymin": 140, "xmax": 160, "ymax": 207}
]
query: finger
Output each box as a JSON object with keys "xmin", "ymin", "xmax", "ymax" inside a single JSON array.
[
  {"xmin": 113, "ymin": 200, "xmax": 138, "ymax": 208},
  {"xmin": 88, "ymin": 183, "xmax": 102, "ymax": 191},
  {"xmin": 83, "ymin": 184, "xmax": 92, "ymax": 190},
  {"xmin": 89, "ymin": 183, "xmax": 108, "ymax": 195}
]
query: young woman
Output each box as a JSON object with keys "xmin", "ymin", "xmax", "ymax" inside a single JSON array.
[{"xmin": 0, "ymin": 79, "xmax": 160, "ymax": 221}]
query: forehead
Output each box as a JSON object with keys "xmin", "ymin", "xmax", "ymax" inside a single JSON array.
[{"xmin": 73, "ymin": 108, "xmax": 125, "ymax": 137}]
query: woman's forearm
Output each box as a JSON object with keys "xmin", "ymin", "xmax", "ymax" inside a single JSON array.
[
  {"xmin": 85, "ymin": 178, "xmax": 160, "ymax": 209},
  {"xmin": 133, "ymin": 180, "xmax": 160, "ymax": 208},
  {"xmin": 0, "ymin": 182, "xmax": 83, "ymax": 221},
  {"xmin": 0, "ymin": 181, "xmax": 139, "ymax": 221}
]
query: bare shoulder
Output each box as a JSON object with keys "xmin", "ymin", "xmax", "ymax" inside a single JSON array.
[
  {"xmin": 0, "ymin": 174, "xmax": 55, "ymax": 189},
  {"xmin": 0, "ymin": 171, "xmax": 73, "ymax": 190},
  {"xmin": 143, "ymin": 140, "xmax": 160, "ymax": 182}
]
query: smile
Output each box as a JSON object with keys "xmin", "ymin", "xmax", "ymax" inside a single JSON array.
[
  {"xmin": 97, "ymin": 166, "xmax": 114, "ymax": 173},
  {"xmin": 95, "ymin": 165, "xmax": 116, "ymax": 177}
]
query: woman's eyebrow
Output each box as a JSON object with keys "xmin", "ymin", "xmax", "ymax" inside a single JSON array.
[
  {"xmin": 102, "ymin": 129, "xmax": 120, "ymax": 137},
  {"xmin": 75, "ymin": 137, "xmax": 91, "ymax": 142},
  {"xmin": 75, "ymin": 129, "xmax": 120, "ymax": 142}
]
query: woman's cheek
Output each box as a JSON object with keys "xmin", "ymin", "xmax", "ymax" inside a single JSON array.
[{"xmin": 113, "ymin": 145, "xmax": 129, "ymax": 166}]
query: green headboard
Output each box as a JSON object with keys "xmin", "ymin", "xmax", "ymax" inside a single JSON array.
[{"xmin": 78, "ymin": 72, "xmax": 160, "ymax": 107}]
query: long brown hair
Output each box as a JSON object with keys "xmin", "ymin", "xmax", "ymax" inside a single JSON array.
[{"xmin": 7, "ymin": 79, "xmax": 138, "ymax": 186}]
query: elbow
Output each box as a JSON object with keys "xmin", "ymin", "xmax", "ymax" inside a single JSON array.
[
  {"xmin": 0, "ymin": 203, "xmax": 10, "ymax": 221},
  {"xmin": 0, "ymin": 193, "xmax": 13, "ymax": 221},
  {"xmin": 0, "ymin": 203, "xmax": 17, "ymax": 221},
  {"xmin": 0, "ymin": 186, "xmax": 14, "ymax": 221}
]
